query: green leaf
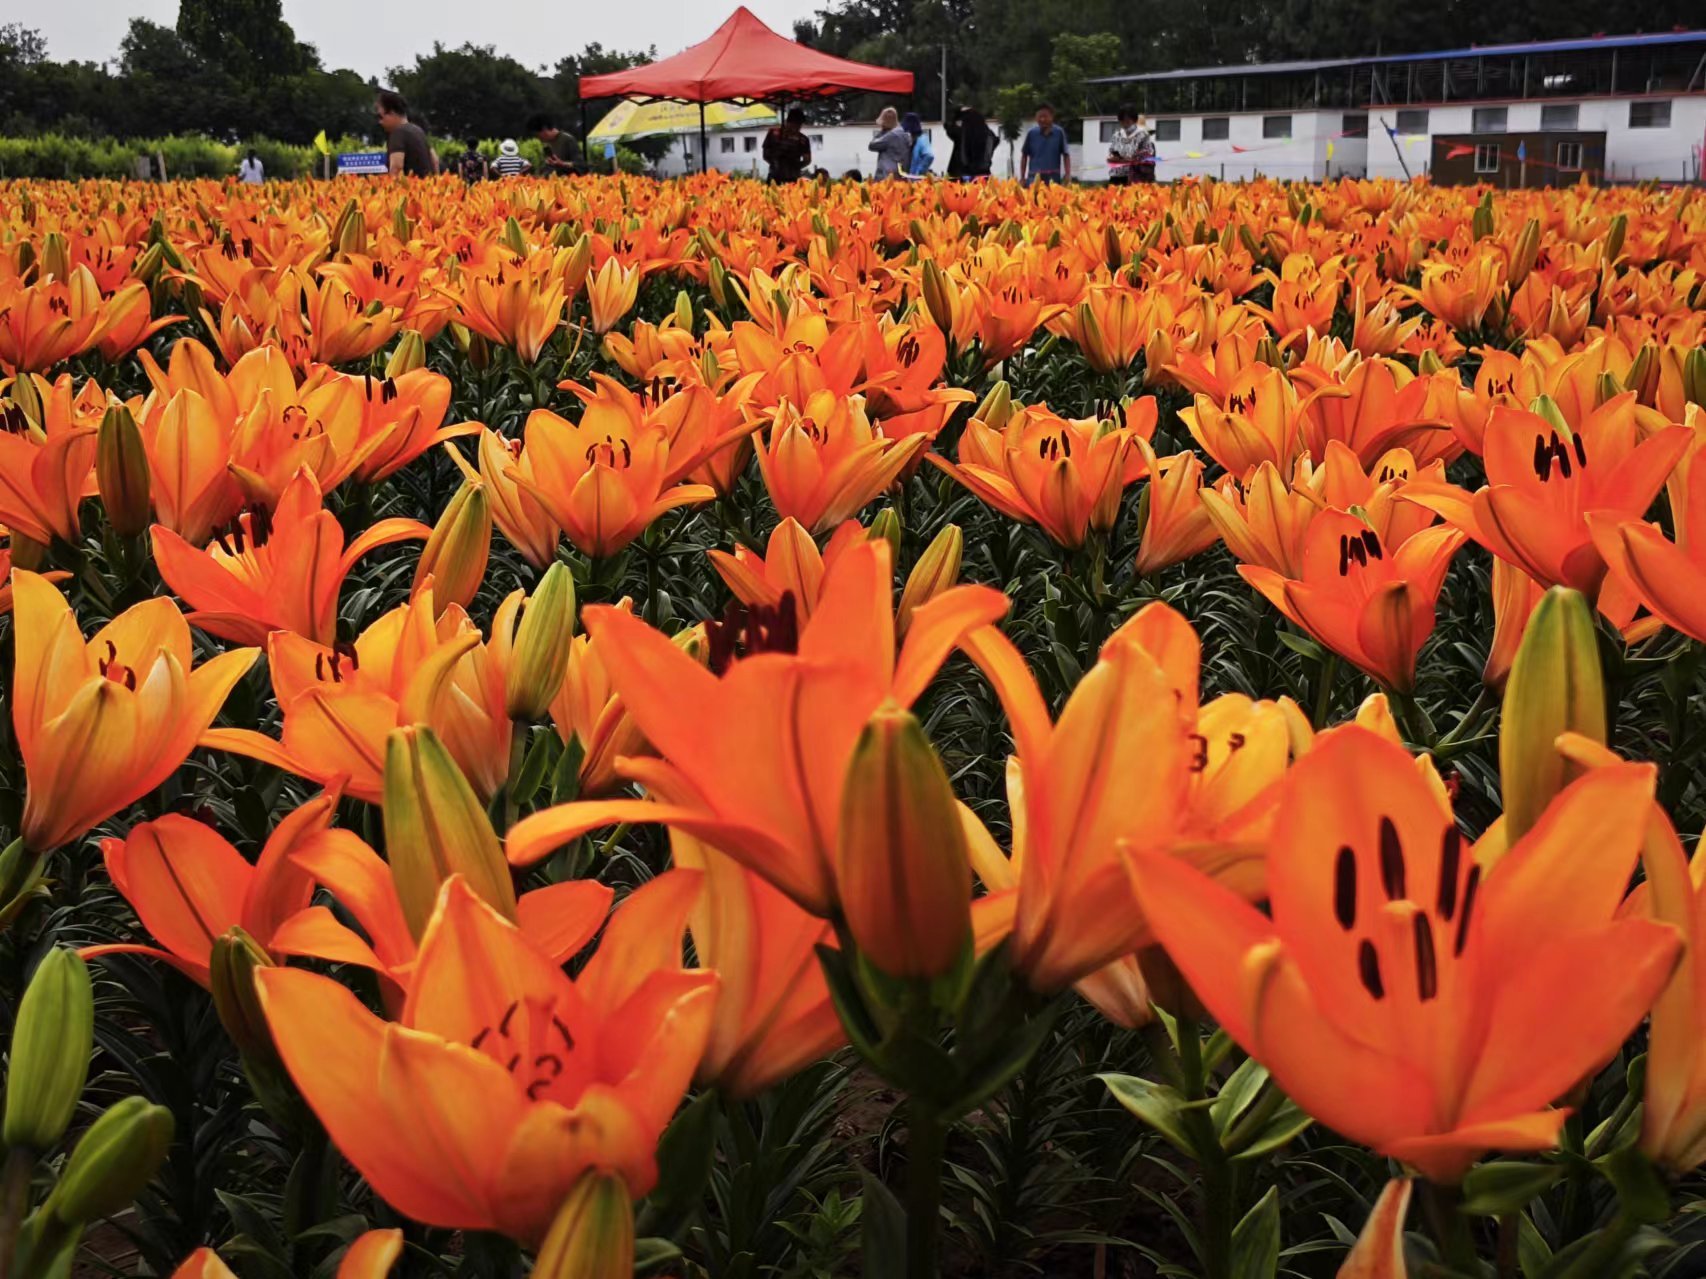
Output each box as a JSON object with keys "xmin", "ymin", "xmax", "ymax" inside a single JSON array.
[
  {"xmin": 635, "ymin": 1237, "xmax": 684, "ymax": 1274},
  {"xmin": 1209, "ymin": 1056, "xmax": 1269, "ymax": 1134},
  {"xmin": 1100, "ymin": 1073, "xmax": 1201, "ymax": 1160},
  {"xmin": 814, "ymin": 943, "xmax": 885, "ymax": 1063},
  {"xmin": 1230, "ymin": 1187, "xmax": 1281, "ymax": 1279},
  {"xmin": 1230, "ymin": 1100, "xmax": 1313, "ymax": 1162},
  {"xmin": 636, "ymin": 1089, "xmax": 719, "ymax": 1238},
  {"xmin": 1595, "ymin": 1143, "xmax": 1672, "ymax": 1225},
  {"xmin": 510, "ymin": 725, "xmax": 559, "ymax": 808},
  {"xmin": 858, "ymin": 1168, "xmax": 906, "ymax": 1278},
  {"xmin": 1459, "ymin": 1161, "xmax": 1564, "ymax": 1215},
  {"xmin": 549, "ymin": 734, "xmax": 586, "ymax": 805},
  {"xmin": 1276, "ymin": 630, "xmax": 1326, "ymax": 660}
]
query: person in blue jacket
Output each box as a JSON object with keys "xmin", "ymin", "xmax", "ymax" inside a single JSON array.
[{"xmin": 901, "ymin": 111, "xmax": 935, "ymax": 177}]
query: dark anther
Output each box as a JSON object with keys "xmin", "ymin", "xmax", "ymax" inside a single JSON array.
[
  {"xmin": 1532, "ymin": 434, "xmax": 1551, "ymax": 482},
  {"xmin": 1361, "ymin": 529, "xmax": 1383, "ymax": 560},
  {"xmin": 1573, "ymin": 434, "xmax": 1587, "ymax": 467},
  {"xmin": 1454, "ymin": 864, "xmax": 1481, "ymax": 956},
  {"xmin": 1377, "ymin": 816, "xmax": 1406, "ymax": 900},
  {"xmin": 1357, "ymin": 938, "xmax": 1385, "ymax": 1000},
  {"xmin": 1413, "ymin": 914, "xmax": 1438, "ymax": 1001},
  {"xmin": 498, "ymin": 1000, "xmax": 519, "ymax": 1036},
  {"xmin": 1437, "ymin": 826, "xmax": 1463, "ymax": 921},
  {"xmin": 1333, "ymin": 845, "xmax": 1357, "ymax": 930},
  {"xmin": 1187, "ymin": 733, "xmax": 1209, "ymax": 773}
]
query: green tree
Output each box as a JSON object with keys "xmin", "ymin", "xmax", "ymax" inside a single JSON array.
[
  {"xmin": 1044, "ymin": 31, "xmax": 1124, "ymax": 123},
  {"xmin": 177, "ymin": 0, "xmax": 311, "ymax": 77},
  {"xmin": 388, "ymin": 42, "xmax": 556, "ymax": 141}
]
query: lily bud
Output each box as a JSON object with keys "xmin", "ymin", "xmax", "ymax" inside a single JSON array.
[
  {"xmin": 973, "ymin": 379, "xmax": 1013, "ymax": 430},
  {"xmin": 866, "ymin": 508, "xmax": 901, "ymax": 561},
  {"xmin": 707, "ymin": 257, "xmax": 732, "ymax": 311},
  {"xmin": 1594, "ymin": 370, "xmax": 1623, "ymax": 408},
  {"xmin": 505, "ymin": 562, "xmax": 576, "ymax": 721},
  {"xmin": 1253, "ymin": 335, "xmax": 1285, "ymax": 370},
  {"xmin": 96, "ymin": 404, "xmax": 152, "ymax": 538},
  {"xmin": 132, "ymin": 242, "xmax": 165, "ymax": 285},
  {"xmin": 44, "ymin": 1096, "xmax": 174, "ymax": 1226},
  {"xmin": 532, "ymin": 1174, "xmax": 634, "ymax": 1279},
  {"xmin": 501, "ymin": 215, "xmax": 529, "ymax": 257},
  {"xmin": 561, "ymin": 235, "xmax": 595, "ymax": 297},
  {"xmin": 8, "ymin": 373, "xmax": 44, "ymax": 430},
  {"xmin": 550, "ymin": 222, "xmax": 578, "ymax": 249},
  {"xmin": 1472, "ymin": 194, "xmax": 1495, "ymax": 242},
  {"xmin": 1626, "ymin": 342, "xmax": 1658, "ymax": 406},
  {"xmin": 1604, "ymin": 213, "xmax": 1627, "ymax": 265},
  {"xmin": 897, "ymin": 524, "xmax": 963, "ymax": 636},
  {"xmin": 1104, "ymin": 223, "xmax": 1123, "ymax": 273},
  {"xmin": 333, "ymin": 199, "xmax": 365, "ymax": 258},
  {"xmin": 392, "ymin": 197, "xmax": 412, "ymax": 242},
  {"xmin": 0, "ymin": 837, "xmax": 49, "ymax": 930},
  {"xmin": 1500, "ymin": 587, "xmax": 1606, "ymax": 843},
  {"xmin": 40, "ymin": 233, "xmax": 70, "ymax": 283},
  {"xmin": 1529, "ymin": 394, "xmax": 1571, "ymax": 436},
  {"xmin": 385, "ymin": 330, "xmax": 427, "ymax": 377},
  {"xmin": 834, "ymin": 704, "xmax": 972, "ymax": 979},
  {"xmin": 672, "ymin": 290, "xmax": 695, "ymax": 333},
  {"xmin": 921, "ymin": 258, "xmax": 957, "ymax": 336},
  {"xmin": 3, "ymin": 949, "xmax": 93, "ymax": 1152},
  {"xmin": 209, "ymin": 927, "xmax": 277, "ymax": 1067},
  {"xmin": 383, "ymin": 726, "xmax": 518, "ymax": 939},
  {"xmin": 1685, "ymin": 347, "xmax": 1706, "ymax": 410},
  {"xmin": 1508, "ymin": 216, "xmax": 1541, "ymax": 287},
  {"xmin": 1415, "ymin": 348, "xmax": 1445, "ymax": 377},
  {"xmin": 413, "ymin": 479, "xmax": 490, "ymax": 611}
]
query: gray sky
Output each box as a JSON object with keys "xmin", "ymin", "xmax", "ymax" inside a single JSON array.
[{"xmin": 6, "ymin": 0, "xmax": 820, "ymax": 77}]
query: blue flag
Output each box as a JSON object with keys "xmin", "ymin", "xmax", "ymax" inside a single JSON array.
[{"xmin": 1516, "ymin": 141, "xmax": 1527, "ymax": 162}]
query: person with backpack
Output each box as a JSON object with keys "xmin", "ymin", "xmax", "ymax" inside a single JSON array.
[
  {"xmin": 762, "ymin": 108, "xmax": 813, "ymax": 183},
  {"xmin": 901, "ymin": 111, "xmax": 935, "ymax": 177},
  {"xmin": 945, "ymin": 106, "xmax": 998, "ymax": 180},
  {"xmin": 456, "ymin": 139, "xmax": 487, "ymax": 184}
]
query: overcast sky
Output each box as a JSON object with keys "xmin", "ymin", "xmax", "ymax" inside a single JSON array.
[{"xmin": 6, "ymin": 0, "xmax": 821, "ymax": 77}]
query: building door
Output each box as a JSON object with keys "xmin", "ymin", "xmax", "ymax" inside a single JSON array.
[{"xmin": 1430, "ymin": 132, "xmax": 1605, "ymax": 187}]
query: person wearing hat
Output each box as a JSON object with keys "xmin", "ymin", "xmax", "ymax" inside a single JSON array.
[{"xmin": 492, "ymin": 139, "xmax": 531, "ymax": 178}]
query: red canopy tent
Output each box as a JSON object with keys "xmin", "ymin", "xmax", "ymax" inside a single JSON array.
[{"xmin": 580, "ymin": 6, "xmax": 915, "ymax": 171}]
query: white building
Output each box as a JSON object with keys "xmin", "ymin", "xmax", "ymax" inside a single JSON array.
[{"xmin": 1083, "ymin": 30, "xmax": 1706, "ymax": 185}]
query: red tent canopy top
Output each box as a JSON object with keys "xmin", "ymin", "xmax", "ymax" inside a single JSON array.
[{"xmin": 579, "ymin": 6, "xmax": 915, "ymax": 105}]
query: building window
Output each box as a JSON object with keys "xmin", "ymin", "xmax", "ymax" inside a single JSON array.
[
  {"xmin": 719, "ymin": 136, "xmax": 734, "ymax": 154},
  {"xmin": 1341, "ymin": 112, "xmax": 1368, "ymax": 135},
  {"xmin": 743, "ymin": 136, "xmax": 757, "ymax": 152},
  {"xmin": 810, "ymin": 134, "xmax": 824, "ymax": 147},
  {"xmin": 1555, "ymin": 140, "xmax": 1583, "ymax": 170},
  {"xmin": 1262, "ymin": 115, "xmax": 1292, "ymax": 139},
  {"xmin": 1099, "ymin": 120, "xmax": 1117, "ymax": 142},
  {"xmin": 1154, "ymin": 119, "xmax": 1181, "ymax": 141},
  {"xmin": 1472, "ymin": 107, "xmax": 1507, "ymax": 133},
  {"xmin": 1540, "ymin": 104, "xmax": 1578, "ymax": 131},
  {"xmin": 1473, "ymin": 143, "xmax": 1501, "ymax": 173},
  {"xmin": 1202, "ymin": 116, "xmax": 1230, "ymax": 140},
  {"xmin": 1629, "ymin": 100, "xmax": 1672, "ymax": 128},
  {"xmin": 1395, "ymin": 108, "xmax": 1429, "ymax": 134}
]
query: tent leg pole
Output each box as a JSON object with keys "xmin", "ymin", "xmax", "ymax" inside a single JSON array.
[{"xmin": 700, "ymin": 102, "xmax": 707, "ymax": 174}]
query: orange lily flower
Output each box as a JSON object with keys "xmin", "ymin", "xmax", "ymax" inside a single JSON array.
[
  {"xmin": 960, "ymin": 602, "xmax": 1308, "ymax": 998},
  {"xmin": 346, "ymin": 368, "xmax": 473, "ymax": 484},
  {"xmin": 1339, "ymin": 1180, "xmax": 1413, "ymax": 1278},
  {"xmin": 512, "ymin": 375, "xmax": 718, "ymax": 558},
  {"xmin": 706, "ymin": 517, "xmax": 863, "ymax": 629},
  {"xmin": 172, "ymin": 1229, "xmax": 402, "ymax": 1279},
  {"xmin": 507, "ymin": 538, "xmax": 1008, "ymax": 916},
  {"xmin": 1128, "ymin": 725, "xmax": 1679, "ymax": 1183},
  {"xmin": 133, "ymin": 339, "xmax": 245, "ymax": 543},
  {"xmin": 219, "ymin": 345, "xmax": 367, "ymax": 508},
  {"xmin": 0, "ymin": 379, "xmax": 99, "ymax": 547},
  {"xmin": 1588, "ymin": 454, "xmax": 1706, "ymax": 644},
  {"xmin": 10, "ymin": 571, "xmax": 258, "ymax": 851},
  {"xmin": 1132, "ymin": 443, "xmax": 1220, "ymax": 575},
  {"xmin": 94, "ymin": 282, "xmax": 183, "ymax": 362},
  {"xmin": 754, "ymin": 391, "xmax": 927, "ymax": 536},
  {"xmin": 256, "ymin": 872, "xmax": 717, "ymax": 1243},
  {"xmin": 857, "ymin": 320, "xmax": 973, "ymax": 443},
  {"xmin": 1178, "ymin": 363, "xmax": 1302, "ymax": 479},
  {"xmin": 1290, "ymin": 357, "xmax": 1455, "ymax": 469},
  {"xmin": 1059, "ymin": 286, "xmax": 1152, "ymax": 374},
  {"xmin": 1241, "ymin": 509, "xmax": 1465, "ymax": 693},
  {"xmin": 1484, "ymin": 559, "xmax": 1546, "ymax": 688},
  {"xmin": 82, "ymin": 794, "xmax": 338, "ymax": 985},
  {"xmin": 152, "ymin": 468, "xmax": 429, "ymax": 647},
  {"xmin": 586, "ymin": 258, "xmax": 642, "ymax": 336},
  {"xmin": 453, "ymin": 256, "xmax": 567, "ymax": 364},
  {"xmin": 478, "ymin": 427, "xmax": 560, "ymax": 569},
  {"xmin": 292, "ymin": 270, "xmax": 404, "ymax": 366},
  {"xmin": 1200, "ymin": 458, "xmax": 1321, "ymax": 579},
  {"xmin": 672, "ymin": 830, "xmax": 843, "ymax": 1099},
  {"xmin": 0, "ymin": 266, "xmax": 106, "ymax": 374},
  {"xmin": 730, "ymin": 313, "xmax": 863, "ymax": 408},
  {"xmin": 1404, "ymin": 396, "xmax": 1690, "ymax": 600},
  {"xmin": 1404, "ymin": 254, "xmax": 1505, "ymax": 334},
  {"xmin": 929, "ymin": 400, "xmax": 1155, "ymax": 551},
  {"xmin": 603, "ymin": 317, "xmax": 700, "ymax": 382}
]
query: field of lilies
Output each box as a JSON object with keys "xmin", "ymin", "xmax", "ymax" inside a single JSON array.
[{"xmin": 1, "ymin": 170, "xmax": 1705, "ymax": 1279}]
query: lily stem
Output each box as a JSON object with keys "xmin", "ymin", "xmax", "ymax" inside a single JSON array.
[
  {"xmin": 904, "ymin": 1104, "xmax": 946, "ymax": 1279},
  {"xmin": 1177, "ymin": 1018, "xmax": 1234, "ymax": 1279},
  {"xmin": 1311, "ymin": 652, "xmax": 1340, "ymax": 729},
  {"xmin": 1420, "ymin": 1179, "xmax": 1480, "ymax": 1275},
  {"xmin": 0, "ymin": 1146, "xmax": 37, "ymax": 1279}
]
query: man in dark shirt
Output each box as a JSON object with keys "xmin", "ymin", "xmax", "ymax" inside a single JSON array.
[
  {"xmin": 376, "ymin": 90, "xmax": 438, "ymax": 177},
  {"xmin": 528, "ymin": 114, "xmax": 585, "ymax": 176},
  {"xmin": 762, "ymin": 108, "xmax": 812, "ymax": 182}
]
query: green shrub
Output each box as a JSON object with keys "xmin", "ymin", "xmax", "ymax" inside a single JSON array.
[{"xmin": 0, "ymin": 134, "xmax": 315, "ymax": 180}]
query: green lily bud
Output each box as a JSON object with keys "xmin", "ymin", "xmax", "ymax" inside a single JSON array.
[
  {"xmin": 333, "ymin": 198, "xmax": 365, "ymax": 258},
  {"xmin": 1529, "ymin": 394, "xmax": 1571, "ymax": 436},
  {"xmin": 0, "ymin": 837, "xmax": 50, "ymax": 930},
  {"xmin": 209, "ymin": 927, "xmax": 277, "ymax": 1067},
  {"xmin": 392, "ymin": 197, "xmax": 412, "ymax": 242},
  {"xmin": 413, "ymin": 479, "xmax": 490, "ymax": 611},
  {"xmin": 1508, "ymin": 216, "xmax": 1541, "ymax": 287},
  {"xmin": 384, "ymin": 726, "xmax": 518, "ymax": 939},
  {"xmin": 1604, "ymin": 213, "xmax": 1627, "ymax": 265},
  {"xmin": 505, "ymin": 562, "xmax": 576, "ymax": 722},
  {"xmin": 40, "ymin": 233, "xmax": 70, "ymax": 284},
  {"xmin": 96, "ymin": 404, "xmax": 152, "ymax": 538},
  {"xmin": 973, "ymin": 379, "xmax": 1013, "ymax": 430},
  {"xmin": 501, "ymin": 215, "xmax": 529, "ymax": 257},
  {"xmin": 44, "ymin": 1096, "xmax": 174, "ymax": 1226},
  {"xmin": 385, "ymin": 330, "xmax": 427, "ymax": 378},
  {"xmin": 672, "ymin": 290, "xmax": 695, "ymax": 333},
  {"xmin": 897, "ymin": 524, "xmax": 963, "ymax": 637},
  {"xmin": 866, "ymin": 508, "xmax": 902, "ymax": 562},
  {"xmin": 532, "ymin": 1174, "xmax": 634, "ymax": 1279},
  {"xmin": 3, "ymin": 949, "xmax": 93, "ymax": 1152},
  {"xmin": 1500, "ymin": 587, "xmax": 1606, "ymax": 843}
]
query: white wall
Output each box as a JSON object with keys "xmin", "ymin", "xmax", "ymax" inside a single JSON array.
[
  {"xmin": 1362, "ymin": 95, "xmax": 1706, "ymax": 182},
  {"xmin": 1079, "ymin": 110, "xmax": 1368, "ymax": 183}
]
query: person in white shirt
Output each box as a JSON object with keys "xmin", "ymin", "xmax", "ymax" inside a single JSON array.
[
  {"xmin": 237, "ymin": 149, "xmax": 264, "ymax": 184},
  {"xmin": 492, "ymin": 138, "xmax": 532, "ymax": 178},
  {"xmin": 1106, "ymin": 106, "xmax": 1153, "ymax": 184}
]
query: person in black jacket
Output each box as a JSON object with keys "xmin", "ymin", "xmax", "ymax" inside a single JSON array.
[
  {"xmin": 945, "ymin": 106, "xmax": 999, "ymax": 180},
  {"xmin": 762, "ymin": 108, "xmax": 812, "ymax": 182}
]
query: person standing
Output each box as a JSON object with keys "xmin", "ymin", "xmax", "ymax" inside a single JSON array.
[
  {"xmin": 762, "ymin": 108, "xmax": 813, "ymax": 182},
  {"xmin": 868, "ymin": 107, "xmax": 912, "ymax": 178},
  {"xmin": 901, "ymin": 111, "xmax": 934, "ymax": 177},
  {"xmin": 1106, "ymin": 105, "xmax": 1151, "ymax": 184},
  {"xmin": 456, "ymin": 138, "xmax": 488, "ymax": 183},
  {"xmin": 1020, "ymin": 103, "xmax": 1071, "ymax": 186},
  {"xmin": 492, "ymin": 139, "xmax": 531, "ymax": 178},
  {"xmin": 375, "ymin": 91, "xmax": 438, "ymax": 177},
  {"xmin": 528, "ymin": 115, "xmax": 585, "ymax": 176},
  {"xmin": 945, "ymin": 106, "xmax": 997, "ymax": 179},
  {"xmin": 237, "ymin": 149, "xmax": 264, "ymax": 184}
]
